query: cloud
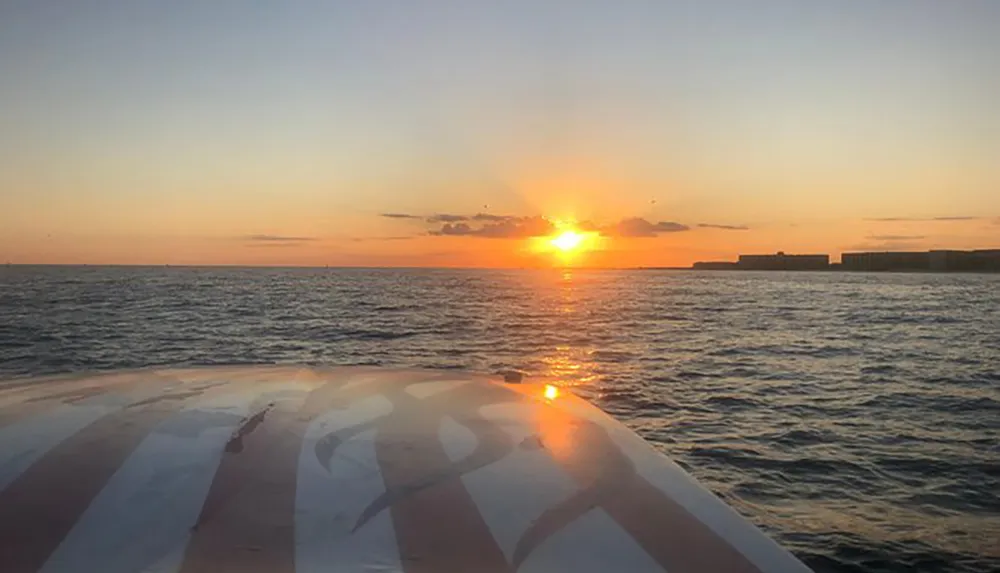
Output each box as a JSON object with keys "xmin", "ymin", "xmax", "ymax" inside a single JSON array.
[
  {"xmin": 245, "ymin": 242, "xmax": 303, "ymax": 248},
  {"xmin": 866, "ymin": 216, "xmax": 982, "ymax": 222},
  {"xmin": 426, "ymin": 214, "xmax": 469, "ymax": 223},
  {"xmin": 609, "ymin": 218, "xmax": 690, "ymax": 237},
  {"xmin": 867, "ymin": 235, "xmax": 925, "ymax": 241},
  {"xmin": 845, "ymin": 242, "xmax": 924, "ymax": 252},
  {"xmin": 697, "ymin": 223, "xmax": 749, "ymax": 231},
  {"xmin": 350, "ymin": 236, "xmax": 414, "ymax": 242},
  {"xmin": 847, "ymin": 234, "xmax": 929, "ymax": 252},
  {"xmin": 430, "ymin": 223, "xmax": 473, "ymax": 236},
  {"xmin": 472, "ymin": 213, "xmax": 516, "ymax": 222},
  {"xmin": 245, "ymin": 234, "xmax": 317, "ymax": 242},
  {"xmin": 430, "ymin": 216, "xmax": 556, "ymax": 239},
  {"xmin": 380, "ymin": 213, "xmax": 422, "ymax": 219}
]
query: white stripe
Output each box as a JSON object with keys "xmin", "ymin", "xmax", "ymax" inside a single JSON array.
[
  {"xmin": 444, "ymin": 404, "xmax": 580, "ymax": 563},
  {"xmin": 37, "ymin": 387, "xmax": 300, "ymax": 573},
  {"xmin": 0, "ymin": 391, "xmax": 141, "ymax": 491},
  {"xmin": 295, "ymin": 395, "xmax": 399, "ymax": 573},
  {"xmin": 0, "ymin": 384, "xmax": 60, "ymax": 408},
  {"xmin": 555, "ymin": 395, "xmax": 812, "ymax": 573},
  {"xmin": 339, "ymin": 374, "xmax": 382, "ymax": 392},
  {"xmin": 462, "ymin": 403, "xmax": 664, "ymax": 571},
  {"xmin": 438, "ymin": 415, "xmax": 478, "ymax": 462},
  {"xmin": 0, "ymin": 374, "xmax": 131, "ymax": 407}
]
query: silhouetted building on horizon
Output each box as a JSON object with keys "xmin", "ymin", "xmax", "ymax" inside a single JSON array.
[
  {"xmin": 841, "ymin": 251, "xmax": 929, "ymax": 272},
  {"xmin": 692, "ymin": 248, "xmax": 1000, "ymax": 272},
  {"xmin": 929, "ymin": 249, "xmax": 1000, "ymax": 272},
  {"xmin": 842, "ymin": 249, "xmax": 1000, "ymax": 272},
  {"xmin": 738, "ymin": 252, "xmax": 830, "ymax": 271}
]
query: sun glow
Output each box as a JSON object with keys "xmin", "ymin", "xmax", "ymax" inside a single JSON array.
[
  {"xmin": 550, "ymin": 230, "xmax": 584, "ymax": 252},
  {"xmin": 530, "ymin": 219, "xmax": 603, "ymax": 265}
]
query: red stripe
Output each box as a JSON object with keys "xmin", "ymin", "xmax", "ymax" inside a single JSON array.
[
  {"xmin": 520, "ymin": 409, "xmax": 762, "ymax": 572},
  {"xmin": 603, "ymin": 476, "xmax": 761, "ymax": 573},
  {"xmin": 374, "ymin": 391, "xmax": 510, "ymax": 573},
  {"xmin": 0, "ymin": 376, "xmax": 149, "ymax": 429},
  {"xmin": 178, "ymin": 375, "xmax": 367, "ymax": 573},
  {"xmin": 178, "ymin": 400, "xmax": 308, "ymax": 573},
  {"xmin": 0, "ymin": 403, "xmax": 186, "ymax": 572},
  {"xmin": 0, "ymin": 389, "xmax": 105, "ymax": 428}
]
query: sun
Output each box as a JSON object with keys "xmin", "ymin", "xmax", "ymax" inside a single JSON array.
[
  {"xmin": 550, "ymin": 230, "xmax": 584, "ymax": 252},
  {"xmin": 529, "ymin": 219, "xmax": 603, "ymax": 264}
]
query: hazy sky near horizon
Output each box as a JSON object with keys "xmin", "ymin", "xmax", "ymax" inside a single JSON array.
[{"xmin": 1, "ymin": 1, "xmax": 998, "ymax": 266}]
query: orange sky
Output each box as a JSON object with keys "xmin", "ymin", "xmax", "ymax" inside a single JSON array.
[
  {"xmin": 3, "ymin": 213, "xmax": 997, "ymax": 268},
  {"xmin": 1, "ymin": 3, "xmax": 998, "ymax": 267}
]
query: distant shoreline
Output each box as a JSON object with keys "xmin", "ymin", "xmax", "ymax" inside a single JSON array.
[
  {"xmin": 690, "ymin": 249, "xmax": 1000, "ymax": 274},
  {"xmin": 2, "ymin": 263, "xmax": 998, "ymax": 274},
  {"xmin": 644, "ymin": 267, "xmax": 1000, "ymax": 274}
]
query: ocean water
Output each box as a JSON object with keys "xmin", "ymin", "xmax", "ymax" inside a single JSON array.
[{"xmin": 0, "ymin": 265, "xmax": 997, "ymax": 573}]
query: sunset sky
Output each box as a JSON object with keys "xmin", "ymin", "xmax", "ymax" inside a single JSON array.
[{"xmin": 1, "ymin": 1, "xmax": 998, "ymax": 267}]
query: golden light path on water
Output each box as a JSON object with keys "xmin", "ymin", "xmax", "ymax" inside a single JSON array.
[{"xmin": 535, "ymin": 270, "xmax": 601, "ymax": 397}]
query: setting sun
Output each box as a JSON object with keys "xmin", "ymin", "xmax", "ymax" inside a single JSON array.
[
  {"xmin": 529, "ymin": 221, "xmax": 604, "ymax": 265},
  {"xmin": 550, "ymin": 231, "xmax": 584, "ymax": 252}
]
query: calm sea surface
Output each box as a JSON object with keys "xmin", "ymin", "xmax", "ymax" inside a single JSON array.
[{"xmin": 1, "ymin": 266, "xmax": 998, "ymax": 572}]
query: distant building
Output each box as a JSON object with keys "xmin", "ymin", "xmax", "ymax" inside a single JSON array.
[
  {"xmin": 842, "ymin": 250, "xmax": 1000, "ymax": 272},
  {"xmin": 929, "ymin": 250, "xmax": 968, "ymax": 272},
  {"xmin": 929, "ymin": 249, "xmax": 1000, "ymax": 272},
  {"xmin": 691, "ymin": 249, "xmax": 999, "ymax": 272},
  {"xmin": 974, "ymin": 250, "xmax": 1000, "ymax": 273},
  {"xmin": 841, "ymin": 251, "xmax": 930, "ymax": 271},
  {"xmin": 737, "ymin": 252, "xmax": 829, "ymax": 271}
]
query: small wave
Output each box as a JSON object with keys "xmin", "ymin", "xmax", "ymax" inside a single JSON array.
[
  {"xmin": 587, "ymin": 349, "xmax": 638, "ymax": 361},
  {"xmin": 704, "ymin": 394, "xmax": 764, "ymax": 409},
  {"xmin": 770, "ymin": 427, "xmax": 836, "ymax": 447}
]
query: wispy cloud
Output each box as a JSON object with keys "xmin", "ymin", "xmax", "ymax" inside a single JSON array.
[
  {"xmin": 430, "ymin": 216, "xmax": 555, "ymax": 239},
  {"xmin": 845, "ymin": 242, "xmax": 925, "ymax": 252},
  {"xmin": 866, "ymin": 216, "xmax": 982, "ymax": 222},
  {"xmin": 245, "ymin": 234, "xmax": 317, "ymax": 242},
  {"xmin": 472, "ymin": 213, "xmax": 516, "ymax": 222},
  {"xmin": 697, "ymin": 223, "xmax": 749, "ymax": 231},
  {"xmin": 245, "ymin": 242, "xmax": 304, "ymax": 248},
  {"xmin": 380, "ymin": 213, "xmax": 422, "ymax": 219},
  {"xmin": 846, "ymin": 234, "xmax": 929, "ymax": 252},
  {"xmin": 867, "ymin": 234, "xmax": 925, "ymax": 241},
  {"xmin": 382, "ymin": 212, "xmax": 516, "ymax": 225},
  {"xmin": 350, "ymin": 236, "xmax": 414, "ymax": 242},
  {"xmin": 426, "ymin": 214, "xmax": 469, "ymax": 223},
  {"xmin": 609, "ymin": 218, "xmax": 690, "ymax": 237}
]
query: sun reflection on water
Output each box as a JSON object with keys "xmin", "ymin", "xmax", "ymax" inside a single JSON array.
[
  {"xmin": 544, "ymin": 384, "xmax": 560, "ymax": 400},
  {"xmin": 536, "ymin": 270, "xmax": 600, "ymax": 395}
]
